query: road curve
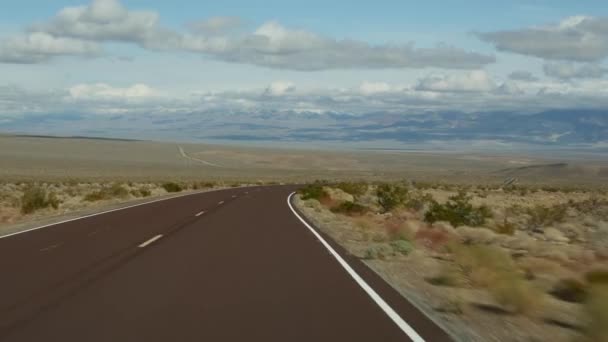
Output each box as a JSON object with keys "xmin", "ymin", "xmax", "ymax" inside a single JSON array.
[{"xmin": 0, "ymin": 186, "xmax": 451, "ymax": 342}]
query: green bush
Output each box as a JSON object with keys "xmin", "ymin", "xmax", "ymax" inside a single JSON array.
[
  {"xmin": 363, "ymin": 245, "xmax": 393, "ymax": 260},
  {"xmin": 376, "ymin": 183, "xmax": 409, "ymax": 212},
  {"xmin": 84, "ymin": 184, "xmax": 130, "ymax": 201},
  {"xmin": 424, "ymin": 192, "xmax": 492, "ymax": 227},
  {"xmin": 525, "ymin": 204, "xmax": 566, "ymax": 230},
  {"xmin": 335, "ymin": 182, "xmax": 368, "ymax": 198},
  {"xmin": 405, "ymin": 192, "xmax": 435, "ymax": 211},
  {"xmin": 162, "ymin": 182, "xmax": 183, "ymax": 193},
  {"xmin": 331, "ymin": 201, "xmax": 368, "ymax": 215},
  {"xmin": 21, "ymin": 186, "xmax": 60, "ymax": 214},
  {"xmin": 390, "ymin": 240, "xmax": 413, "ymax": 255},
  {"xmin": 300, "ymin": 183, "xmax": 328, "ymax": 201}
]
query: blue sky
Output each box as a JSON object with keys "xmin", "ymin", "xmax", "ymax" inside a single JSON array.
[{"xmin": 0, "ymin": 0, "xmax": 608, "ymax": 143}]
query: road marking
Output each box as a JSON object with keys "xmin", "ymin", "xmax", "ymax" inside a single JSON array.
[
  {"xmin": 232, "ymin": 195, "xmax": 237, "ymax": 198},
  {"xmin": 40, "ymin": 243, "xmax": 62, "ymax": 252},
  {"xmin": 287, "ymin": 192, "xmax": 425, "ymax": 342},
  {"xmin": 139, "ymin": 235, "xmax": 163, "ymax": 248},
  {"xmin": 218, "ymin": 201, "xmax": 224, "ymax": 205},
  {"xmin": 195, "ymin": 211, "xmax": 205, "ymax": 217},
  {"xmin": 0, "ymin": 186, "xmax": 262, "ymax": 240},
  {"xmin": 88, "ymin": 230, "xmax": 100, "ymax": 237}
]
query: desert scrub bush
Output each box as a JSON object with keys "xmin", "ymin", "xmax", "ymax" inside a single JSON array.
[
  {"xmin": 453, "ymin": 244, "xmax": 541, "ymax": 314},
  {"xmin": 20, "ymin": 186, "xmax": 61, "ymax": 214},
  {"xmin": 162, "ymin": 182, "xmax": 183, "ymax": 193},
  {"xmin": 415, "ymin": 227, "xmax": 454, "ymax": 250},
  {"xmin": 335, "ymin": 182, "xmax": 368, "ymax": 198},
  {"xmin": 494, "ymin": 217, "xmax": 517, "ymax": 235},
  {"xmin": 390, "ymin": 240, "xmax": 413, "ymax": 255},
  {"xmin": 384, "ymin": 218, "xmax": 414, "ymax": 241},
  {"xmin": 586, "ymin": 270, "xmax": 608, "ymax": 285},
  {"xmin": 299, "ymin": 183, "xmax": 328, "ymax": 201},
  {"xmin": 84, "ymin": 184, "xmax": 129, "ymax": 202},
  {"xmin": 330, "ymin": 201, "xmax": 368, "ymax": 215},
  {"xmin": 376, "ymin": 183, "xmax": 409, "ymax": 212},
  {"xmin": 404, "ymin": 191, "xmax": 435, "ymax": 211},
  {"xmin": 584, "ymin": 284, "xmax": 608, "ymax": 341},
  {"xmin": 525, "ymin": 204, "xmax": 566, "ymax": 231},
  {"xmin": 550, "ymin": 278, "xmax": 588, "ymax": 303},
  {"xmin": 424, "ymin": 191, "xmax": 492, "ymax": 227},
  {"xmin": 363, "ymin": 245, "xmax": 393, "ymax": 260}
]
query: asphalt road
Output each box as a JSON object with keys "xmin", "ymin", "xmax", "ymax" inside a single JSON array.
[{"xmin": 0, "ymin": 186, "xmax": 452, "ymax": 341}]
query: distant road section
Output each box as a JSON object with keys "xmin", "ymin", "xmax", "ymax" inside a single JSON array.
[
  {"xmin": 178, "ymin": 146, "xmax": 222, "ymax": 167},
  {"xmin": 0, "ymin": 186, "xmax": 451, "ymax": 342}
]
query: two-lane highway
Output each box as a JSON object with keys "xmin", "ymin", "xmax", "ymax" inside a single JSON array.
[{"xmin": 0, "ymin": 186, "xmax": 451, "ymax": 341}]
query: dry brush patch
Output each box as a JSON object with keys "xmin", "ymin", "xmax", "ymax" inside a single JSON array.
[{"xmin": 295, "ymin": 180, "xmax": 608, "ymax": 342}]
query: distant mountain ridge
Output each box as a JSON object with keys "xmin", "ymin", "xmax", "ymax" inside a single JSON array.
[{"xmin": 2, "ymin": 108, "xmax": 607, "ymax": 150}]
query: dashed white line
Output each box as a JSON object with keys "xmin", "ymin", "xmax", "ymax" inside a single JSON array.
[
  {"xmin": 232, "ymin": 195, "xmax": 237, "ymax": 198},
  {"xmin": 195, "ymin": 211, "xmax": 205, "ymax": 217},
  {"xmin": 138, "ymin": 234, "xmax": 163, "ymax": 248},
  {"xmin": 39, "ymin": 243, "xmax": 62, "ymax": 252},
  {"xmin": 218, "ymin": 201, "xmax": 224, "ymax": 205}
]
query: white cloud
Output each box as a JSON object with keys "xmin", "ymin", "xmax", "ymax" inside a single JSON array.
[
  {"xmin": 1, "ymin": 0, "xmax": 494, "ymax": 70},
  {"xmin": 0, "ymin": 32, "xmax": 100, "ymax": 63},
  {"xmin": 415, "ymin": 70, "xmax": 496, "ymax": 93},
  {"xmin": 543, "ymin": 62, "xmax": 607, "ymax": 79},
  {"xmin": 31, "ymin": 0, "xmax": 176, "ymax": 49},
  {"xmin": 68, "ymin": 83, "xmax": 159, "ymax": 101},
  {"xmin": 359, "ymin": 82, "xmax": 393, "ymax": 95},
  {"xmin": 478, "ymin": 16, "xmax": 608, "ymax": 62},
  {"xmin": 263, "ymin": 81, "xmax": 296, "ymax": 96}
]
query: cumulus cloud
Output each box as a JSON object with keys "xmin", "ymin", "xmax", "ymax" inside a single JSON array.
[
  {"xmin": 0, "ymin": 32, "xmax": 100, "ymax": 63},
  {"xmin": 182, "ymin": 21, "xmax": 495, "ymax": 70},
  {"xmin": 543, "ymin": 62, "xmax": 608, "ymax": 79},
  {"xmin": 0, "ymin": 0, "xmax": 494, "ymax": 70},
  {"xmin": 263, "ymin": 81, "xmax": 296, "ymax": 96},
  {"xmin": 30, "ymin": 0, "xmax": 178, "ymax": 49},
  {"xmin": 415, "ymin": 70, "xmax": 496, "ymax": 93},
  {"xmin": 508, "ymin": 70, "xmax": 539, "ymax": 82},
  {"xmin": 477, "ymin": 16, "xmax": 608, "ymax": 62}
]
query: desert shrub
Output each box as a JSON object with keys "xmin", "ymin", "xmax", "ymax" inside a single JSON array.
[
  {"xmin": 550, "ymin": 278, "xmax": 588, "ymax": 303},
  {"xmin": 405, "ymin": 192, "xmax": 435, "ymax": 211},
  {"xmin": 300, "ymin": 183, "xmax": 328, "ymax": 201},
  {"xmin": 331, "ymin": 201, "xmax": 368, "ymax": 215},
  {"xmin": 415, "ymin": 227, "xmax": 453, "ymax": 250},
  {"xmin": 525, "ymin": 204, "xmax": 566, "ymax": 230},
  {"xmin": 390, "ymin": 240, "xmax": 413, "ymax": 255},
  {"xmin": 453, "ymin": 244, "xmax": 540, "ymax": 313},
  {"xmin": 584, "ymin": 285, "xmax": 608, "ymax": 341},
  {"xmin": 335, "ymin": 182, "xmax": 368, "ymax": 198},
  {"xmin": 21, "ymin": 186, "xmax": 60, "ymax": 214},
  {"xmin": 363, "ymin": 245, "xmax": 393, "ymax": 260},
  {"xmin": 586, "ymin": 270, "xmax": 608, "ymax": 285},
  {"xmin": 494, "ymin": 217, "xmax": 517, "ymax": 235},
  {"xmin": 162, "ymin": 182, "xmax": 183, "ymax": 193},
  {"xmin": 424, "ymin": 192, "xmax": 492, "ymax": 227},
  {"xmin": 84, "ymin": 184, "xmax": 129, "ymax": 201},
  {"xmin": 384, "ymin": 219, "xmax": 414, "ymax": 241},
  {"xmin": 376, "ymin": 183, "xmax": 409, "ymax": 212}
]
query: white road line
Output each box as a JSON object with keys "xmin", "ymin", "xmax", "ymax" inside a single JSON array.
[
  {"xmin": 218, "ymin": 201, "xmax": 224, "ymax": 205},
  {"xmin": 0, "ymin": 186, "xmax": 261, "ymax": 240},
  {"xmin": 39, "ymin": 243, "xmax": 62, "ymax": 252},
  {"xmin": 286, "ymin": 192, "xmax": 425, "ymax": 342},
  {"xmin": 232, "ymin": 195, "xmax": 237, "ymax": 198},
  {"xmin": 195, "ymin": 211, "xmax": 205, "ymax": 217},
  {"xmin": 138, "ymin": 234, "xmax": 163, "ymax": 248}
]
